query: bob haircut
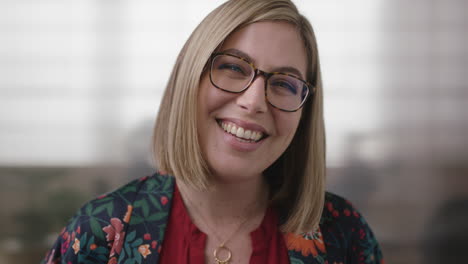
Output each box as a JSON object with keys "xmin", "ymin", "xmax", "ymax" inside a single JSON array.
[{"xmin": 153, "ymin": 0, "xmax": 325, "ymax": 234}]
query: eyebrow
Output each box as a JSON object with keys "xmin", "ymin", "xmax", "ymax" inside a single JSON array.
[{"xmin": 221, "ymin": 48, "xmax": 305, "ymax": 80}]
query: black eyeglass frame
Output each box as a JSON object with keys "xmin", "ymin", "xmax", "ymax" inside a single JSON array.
[{"xmin": 209, "ymin": 52, "xmax": 315, "ymax": 112}]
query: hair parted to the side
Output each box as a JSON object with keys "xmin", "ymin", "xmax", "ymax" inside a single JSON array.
[{"xmin": 152, "ymin": 0, "xmax": 326, "ymax": 234}]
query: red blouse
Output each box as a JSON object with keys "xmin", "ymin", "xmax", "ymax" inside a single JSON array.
[{"xmin": 159, "ymin": 184, "xmax": 290, "ymax": 264}]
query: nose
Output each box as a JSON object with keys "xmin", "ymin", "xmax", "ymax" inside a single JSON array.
[{"xmin": 235, "ymin": 75, "xmax": 268, "ymax": 114}]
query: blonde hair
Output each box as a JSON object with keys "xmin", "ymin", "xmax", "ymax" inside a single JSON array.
[{"xmin": 153, "ymin": 0, "xmax": 325, "ymax": 234}]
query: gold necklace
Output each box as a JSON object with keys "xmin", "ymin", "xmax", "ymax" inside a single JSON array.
[
  {"xmin": 182, "ymin": 196, "xmax": 257, "ymax": 264},
  {"xmin": 211, "ymin": 216, "xmax": 251, "ymax": 264}
]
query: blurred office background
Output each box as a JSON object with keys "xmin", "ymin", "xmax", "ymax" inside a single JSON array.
[{"xmin": 1, "ymin": 0, "xmax": 467, "ymax": 263}]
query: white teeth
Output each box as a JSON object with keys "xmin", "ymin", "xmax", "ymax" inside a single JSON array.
[
  {"xmin": 236, "ymin": 127, "xmax": 244, "ymax": 138},
  {"xmin": 244, "ymin": 130, "xmax": 251, "ymax": 139},
  {"xmin": 251, "ymin": 131, "xmax": 257, "ymax": 140},
  {"xmin": 230, "ymin": 125, "xmax": 237, "ymax": 135},
  {"xmin": 219, "ymin": 121, "xmax": 264, "ymax": 142},
  {"xmin": 255, "ymin": 133, "xmax": 261, "ymax": 141}
]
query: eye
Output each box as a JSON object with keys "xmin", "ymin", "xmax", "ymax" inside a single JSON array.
[
  {"xmin": 218, "ymin": 63, "xmax": 248, "ymax": 75},
  {"xmin": 270, "ymin": 79, "xmax": 298, "ymax": 95}
]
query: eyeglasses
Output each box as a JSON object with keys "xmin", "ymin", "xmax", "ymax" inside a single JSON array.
[{"xmin": 209, "ymin": 52, "xmax": 314, "ymax": 112}]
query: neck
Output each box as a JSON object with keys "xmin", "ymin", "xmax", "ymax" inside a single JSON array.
[{"xmin": 177, "ymin": 174, "xmax": 270, "ymax": 226}]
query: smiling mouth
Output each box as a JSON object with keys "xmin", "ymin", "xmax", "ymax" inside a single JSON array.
[{"xmin": 217, "ymin": 120, "xmax": 268, "ymax": 143}]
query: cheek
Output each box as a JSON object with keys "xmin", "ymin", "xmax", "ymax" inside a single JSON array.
[
  {"xmin": 197, "ymin": 78, "xmax": 219, "ymax": 121},
  {"xmin": 197, "ymin": 77, "xmax": 211, "ymax": 109},
  {"xmin": 201, "ymin": 85, "xmax": 238, "ymax": 114},
  {"xmin": 275, "ymin": 111, "xmax": 302, "ymax": 139}
]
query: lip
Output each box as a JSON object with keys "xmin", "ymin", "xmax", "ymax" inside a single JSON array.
[
  {"xmin": 216, "ymin": 117, "xmax": 269, "ymax": 136},
  {"xmin": 215, "ymin": 117, "xmax": 268, "ymax": 152},
  {"xmin": 220, "ymin": 128, "xmax": 265, "ymax": 152}
]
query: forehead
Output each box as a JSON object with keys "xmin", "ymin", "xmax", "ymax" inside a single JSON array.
[{"xmin": 220, "ymin": 21, "xmax": 308, "ymax": 78}]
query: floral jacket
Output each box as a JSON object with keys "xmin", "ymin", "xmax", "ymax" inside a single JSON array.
[{"xmin": 41, "ymin": 172, "xmax": 384, "ymax": 264}]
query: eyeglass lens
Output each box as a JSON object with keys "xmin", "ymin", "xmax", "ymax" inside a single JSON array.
[{"xmin": 210, "ymin": 54, "xmax": 309, "ymax": 111}]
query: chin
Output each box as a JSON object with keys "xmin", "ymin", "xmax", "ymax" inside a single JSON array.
[{"xmin": 208, "ymin": 160, "xmax": 265, "ymax": 184}]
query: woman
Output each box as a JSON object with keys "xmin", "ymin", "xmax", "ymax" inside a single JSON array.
[{"xmin": 42, "ymin": 0, "xmax": 383, "ymax": 263}]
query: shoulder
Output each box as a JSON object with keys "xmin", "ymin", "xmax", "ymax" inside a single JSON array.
[
  {"xmin": 321, "ymin": 191, "xmax": 359, "ymax": 223},
  {"xmin": 76, "ymin": 172, "xmax": 175, "ymax": 226},
  {"xmin": 41, "ymin": 172, "xmax": 175, "ymax": 264},
  {"xmin": 319, "ymin": 191, "xmax": 384, "ymax": 264},
  {"xmin": 72, "ymin": 173, "xmax": 173, "ymax": 227}
]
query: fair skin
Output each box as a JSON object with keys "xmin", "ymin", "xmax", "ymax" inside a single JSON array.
[{"xmin": 178, "ymin": 21, "xmax": 307, "ymax": 264}]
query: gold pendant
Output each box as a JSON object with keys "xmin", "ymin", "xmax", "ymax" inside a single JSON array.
[{"xmin": 214, "ymin": 245, "xmax": 232, "ymax": 264}]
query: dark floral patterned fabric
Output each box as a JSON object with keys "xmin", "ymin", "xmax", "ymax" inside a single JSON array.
[{"xmin": 41, "ymin": 172, "xmax": 384, "ymax": 264}]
